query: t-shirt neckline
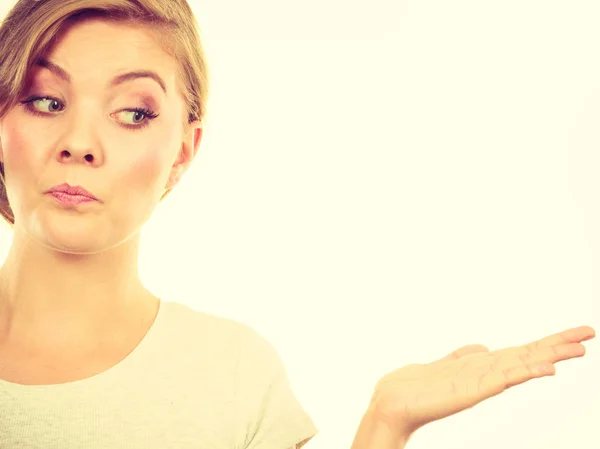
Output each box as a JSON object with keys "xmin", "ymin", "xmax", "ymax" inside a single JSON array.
[{"xmin": 0, "ymin": 298, "xmax": 168, "ymax": 392}]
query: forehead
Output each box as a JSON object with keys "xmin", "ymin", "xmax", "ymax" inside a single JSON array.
[{"xmin": 33, "ymin": 18, "xmax": 179, "ymax": 92}]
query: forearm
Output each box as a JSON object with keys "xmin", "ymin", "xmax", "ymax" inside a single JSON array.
[{"xmin": 349, "ymin": 407, "xmax": 410, "ymax": 449}]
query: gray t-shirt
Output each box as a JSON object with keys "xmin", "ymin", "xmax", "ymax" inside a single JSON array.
[{"xmin": 0, "ymin": 300, "xmax": 318, "ymax": 448}]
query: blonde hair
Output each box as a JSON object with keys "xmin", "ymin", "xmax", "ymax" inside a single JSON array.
[{"xmin": 0, "ymin": 0, "xmax": 210, "ymax": 227}]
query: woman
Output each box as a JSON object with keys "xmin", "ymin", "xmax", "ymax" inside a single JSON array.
[{"xmin": 0, "ymin": 1, "xmax": 594, "ymax": 448}]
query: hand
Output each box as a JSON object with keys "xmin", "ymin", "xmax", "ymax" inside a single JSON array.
[{"xmin": 368, "ymin": 325, "xmax": 596, "ymax": 439}]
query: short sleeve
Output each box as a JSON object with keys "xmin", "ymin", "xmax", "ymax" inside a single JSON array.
[{"xmin": 233, "ymin": 324, "xmax": 319, "ymax": 449}]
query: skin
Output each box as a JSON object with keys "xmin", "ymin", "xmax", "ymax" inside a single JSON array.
[
  {"xmin": 353, "ymin": 325, "xmax": 596, "ymax": 448},
  {"xmin": 0, "ymin": 18, "xmax": 203, "ymax": 357}
]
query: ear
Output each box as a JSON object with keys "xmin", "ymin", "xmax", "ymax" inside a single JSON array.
[{"xmin": 166, "ymin": 120, "xmax": 203, "ymax": 190}]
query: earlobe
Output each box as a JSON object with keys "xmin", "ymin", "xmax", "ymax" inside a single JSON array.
[{"xmin": 166, "ymin": 172, "xmax": 181, "ymax": 190}]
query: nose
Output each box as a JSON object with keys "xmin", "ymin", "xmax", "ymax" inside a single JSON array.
[
  {"xmin": 59, "ymin": 147, "xmax": 95, "ymax": 164},
  {"xmin": 56, "ymin": 112, "xmax": 101, "ymax": 165}
]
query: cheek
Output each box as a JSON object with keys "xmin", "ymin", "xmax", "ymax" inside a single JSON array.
[
  {"xmin": 0, "ymin": 121, "xmax": 46, "ymax": 215},
  {"xmin": 2, "ymin": 123, "xmax": 38, "ymax": 182},
  {"xmin": 119, "ymin": 120, "xmax": 182, "ymax": 196},
  {"xmin": 126, "ymin": 147, "xmax": 170, "ymax": 195}
]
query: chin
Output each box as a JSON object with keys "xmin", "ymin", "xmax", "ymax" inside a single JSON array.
[
  {"xmin": 37, "ymin": 233, "xmax": 113, "ymax": 256},
  {"xmin": 20, "ymin": 217, "xmax": 128, "ymax": 255}
]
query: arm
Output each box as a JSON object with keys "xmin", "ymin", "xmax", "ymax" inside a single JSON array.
[{"xmin": 349, "ymin": 406, "xmax": 409, "ymax": 449}]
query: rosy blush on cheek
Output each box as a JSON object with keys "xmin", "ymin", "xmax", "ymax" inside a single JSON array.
[
  {"xmin": 126, "ymin": 148, "xmax": 170, "ymax": 198},
  {"xmin": 2, "ymin": 123, "xmax": 38, "ymax": 184},
  {"xmin": 0, "ymin": 129, "xmax": 47, "ymax": 219}
]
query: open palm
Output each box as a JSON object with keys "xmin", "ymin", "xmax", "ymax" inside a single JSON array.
[{"xmin": 369, "ymin": 325, "xmax": 596, "ymax": 438}]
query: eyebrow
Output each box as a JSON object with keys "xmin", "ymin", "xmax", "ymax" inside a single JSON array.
[{"xmin": 34, "ymin": 58, "xmax": 167, "ymax": 94}]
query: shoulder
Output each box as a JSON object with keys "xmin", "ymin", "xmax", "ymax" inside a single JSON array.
[
  {"xmin": 160, "ymin": 300, "xmax": 277, "ymax": 365},
  {"xmin": 161, "ymin": 300, "xmax": 247, "ymax": 339}
]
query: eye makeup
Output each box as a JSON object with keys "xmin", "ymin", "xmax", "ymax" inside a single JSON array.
[{"xmin": 19, "ymin": 95, "xmax": 160, "ymax": 131}]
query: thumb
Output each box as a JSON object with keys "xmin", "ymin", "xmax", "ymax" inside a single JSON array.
[{"xmin": 438, "ymin": 344, "xmax": 490, "ymax": 362}]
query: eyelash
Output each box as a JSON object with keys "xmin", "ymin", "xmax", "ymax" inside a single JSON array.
[{"xmin": 19, "ymin": 96, "xmax": 159, "ymax": 131}]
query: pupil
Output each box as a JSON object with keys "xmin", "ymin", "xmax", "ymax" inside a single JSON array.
[
  {"xmin": 134, "ymin": 112, "xmax": 143, "ymax": 122},
  {"xmin": 50, "ymin": 101, "xmax": 59, "ymax": 111}
]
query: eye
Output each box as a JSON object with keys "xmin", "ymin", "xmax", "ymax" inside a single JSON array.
[
  {"xmin": 19, "ymin": 96, "xmax": 160, "ymax": 130},
  {"xmin": 111, "ymin": 108, "xmax": 159, "ymax": 128},
  {"xmin": 21, "ymin": 97, "xmax": 65, "ymax": 113}
]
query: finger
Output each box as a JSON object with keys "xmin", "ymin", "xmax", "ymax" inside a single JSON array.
[
  {"xmin": 438, "ymin": 344, "xmax": 489, "ymax": 362},
  {"xmin": 481, "ymin": 360, "xmax": 555, "ymax": 397},
  {"xmin": 507, "ymin": 342, "xmax": 587, "ymax": 368},
  {"xmin": 524, "ymin": 326, "xmax": 595, "ymax": 352}
]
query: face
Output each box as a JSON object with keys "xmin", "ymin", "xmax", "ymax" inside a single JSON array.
[{"xmin": 0, "ymin": 18, "xmax": 202, "ymax": 254}]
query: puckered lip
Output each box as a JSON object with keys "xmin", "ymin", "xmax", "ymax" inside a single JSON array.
[{"xmin": 46, "ymin": 183, "xmax": 98, "ymax": 201}]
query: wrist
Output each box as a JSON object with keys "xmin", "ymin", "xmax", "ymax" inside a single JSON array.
[{"xmin": 350, "ymin": 406, "xmax": 411, "ymax": 449}]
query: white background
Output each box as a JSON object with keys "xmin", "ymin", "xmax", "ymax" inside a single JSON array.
[{"xmin": 1, "ymin": 1, "xmax": 598, "ymax": 448}]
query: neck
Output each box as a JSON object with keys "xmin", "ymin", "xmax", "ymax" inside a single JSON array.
[{"xmin": 0, "ymin": 225, "xmax": 153, "ymax": 349}]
